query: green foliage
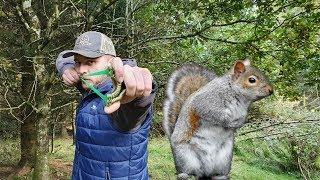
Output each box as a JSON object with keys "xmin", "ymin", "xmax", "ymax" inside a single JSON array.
[
  {"xmin": 316, "ymin": 150, "xmax": 320, "ymax": 169},
  {"xmin": 0, "ymin": 139, "xmax": 20, "ymax": 165},
  {"xmin": 236, "ymin": 96, "xmax": 320, "ymax": 179},
  {"xmin": 235, "ymin": 138, "xmax": 319, "ymax": 179},
  {"xmin": 150, "ymin": 111, "xmax": 165, "ymax": 136},
  {"xmin": 0, "ymin": 117, "xmax": 20, "ymax": 139},
  {"xmin": 134, "ymin": 0, "xmax": 320, "ymax": 103},
  {"xmin": 0, "ymin": 0, "xmax": 318, "ymax": 122}
]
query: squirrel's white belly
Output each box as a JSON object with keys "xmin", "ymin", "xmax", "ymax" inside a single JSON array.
[{"xmin": 190, "ymin": 126, "xmax": 234, "ymax": 175}]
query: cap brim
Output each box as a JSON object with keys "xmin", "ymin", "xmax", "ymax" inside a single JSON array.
[{"xmin": 62, "ymin": 50, "xmax": 104, "ymax": 59}]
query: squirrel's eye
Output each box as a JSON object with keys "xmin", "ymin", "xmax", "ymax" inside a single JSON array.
[{"xmin": 249, "ymin": 77, "xmax": 256, "ymax": 83}]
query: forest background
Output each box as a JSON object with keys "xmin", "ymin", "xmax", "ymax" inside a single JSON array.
[{"xmin": 0, "ymin": 0, "xmax": 319, "ymax": 179}]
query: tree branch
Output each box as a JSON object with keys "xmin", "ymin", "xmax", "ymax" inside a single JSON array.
[
  {"xmin": 239, "ymin": 119, "xmax": 320, "ymax": 136},
  {"xmin": 68, "ymin": 0, "xmax": 85, "ymax": 18},
  {"xmin": 19, "ymin": 0, "xmax": 41, "ymax": 39},
  {"xmin": 51, "ymin": 100, "xmax": 76, "ymax": 112},
  {"xmin": 132, "ymin": 19, "xmax": 255, "ymax": 47},
  {"xmin": 199, "ymin": 34, "xmax": 242, "ymax": 44},
  {"xmin": 130, "ymin": 0, "xmax": 151, "ymax": 16},
  {"xmin": 92, "ymin": 0, "xmax": 119, "ymax": 20},
  {"xmin": 4, "ymin": 87, "xmax": 23, "ymax": 123},
  {"xmin": 145, "ymin": 60, "xmax": 180, "ymax": 65},
  {"xmin": 38, "ymin": 0, "xmax": 60, "ymax": 50},
  {"xmin": 0, "ymin": 102, "xmax": 26, "ymax": 111},
  {"xmin": 15, "ymin": 5, "xmax": 31, "ymax": 32},
  {"xmin": 239, "ymin": 131, "xmax": 319, "ymax": 142},
  {"xmin": 249, "ymin": 9, "xmax": 309, "ymax": 43}
]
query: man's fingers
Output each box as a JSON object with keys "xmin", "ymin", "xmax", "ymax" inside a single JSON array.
[
  {"xmin": 66, "ymin": 71, "xmax": 79, "ymax": 83},
  {"xmin": 69, "ymin": 69, "xmax": 80, "ymax": 82},
  {"xmin": 132, "ymin": 67, "xmax": 145, "ymax": 97},
  {"xmin": 62, "ymin": 74, "xmax": 73, "ymax": 86},
  {"xmin": 66, "ymin": 73, "xmax": 78, "ymax": 84},
  {"xmin": 63, "ymin": 78, "xmax": 70, "ymax": 86},
  {"xmin": 110, "ymin": 57, "xmax": 124, "ymax": 83},
  {"xmin": 64, "ymin": 69, "xmax": 79, "ymax": 84},
  {"xmin": 140, "ymin": 68, "xmax": 152, "ymax": 96},
  {"xmin": 123, "ymin": 65, "xmax": 136, "ymax": 97},
  {"xmin": 104, "ymin": 101, "xmax": 121, "ymax": 114}
]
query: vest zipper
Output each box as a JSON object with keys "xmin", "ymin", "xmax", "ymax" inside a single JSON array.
[{"xmin": 105, "ymin": 165, "xmax": 110, "ymax": 180}]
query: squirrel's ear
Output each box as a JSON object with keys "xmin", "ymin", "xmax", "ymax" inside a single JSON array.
[
  {"xmin": 243, "ymin": 59, "xmax": 251, "ymax": 66},
  {"xmin": 232, "ymin": 61, "xmax": 246, "ymax": 79}
]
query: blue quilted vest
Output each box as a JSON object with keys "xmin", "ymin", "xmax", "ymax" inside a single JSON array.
[{"xmin": 72, "ymin": 82, "xmax": 152, "ymax": 180}]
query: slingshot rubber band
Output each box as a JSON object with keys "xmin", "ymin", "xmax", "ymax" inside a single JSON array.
[{"xmin": 81, "ymin": 68, "xmax": 125, "ymax": 106}]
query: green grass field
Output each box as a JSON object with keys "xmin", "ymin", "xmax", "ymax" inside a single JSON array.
[
  {"xmin": 0, "ymin": 137, "xmax": 305, "ymax": 179},
  {"xmin": 148, "ymin": 137, "xmax": 300, "ymax": 180},
  {"xmin": 35, "ymin": 137, "xmax": 302, "ymax": 180}
]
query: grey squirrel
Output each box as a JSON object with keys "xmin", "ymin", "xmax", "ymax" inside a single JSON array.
[{"xmin": 163, "ymin": 59, "xmax": 273, "ymax": 180}]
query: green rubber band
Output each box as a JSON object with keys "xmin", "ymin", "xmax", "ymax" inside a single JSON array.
[
  {"xmin": 81, "ymin": 68, "xmax": 114, "ymax": 105},
  {"xmin": 83, "ymin": 69, "xmax": 114, "ymax": 77},
  {"xmin": 81, "ymin": 78, "xmax": 110, "ymax": 103}
]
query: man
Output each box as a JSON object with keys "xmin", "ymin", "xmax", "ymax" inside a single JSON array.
[{"xmin": 56, "ymin": 31, "xmax": 156, "ymax": 179}]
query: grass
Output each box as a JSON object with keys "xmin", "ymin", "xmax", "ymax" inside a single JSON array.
[
  {"xmin": 231, "ymin": 156, "xmax": 299, "ymax": 180},
  {"xmin": 0, "ymin": 137, "xmax": 309, "ymax": 179},
  {"xmin": 148, "ymin": 137, "xmax": 300, "ymax": 180},
  {"xmin": 148, "ymin": 137, "xmax": 176, "ymax": 179}
]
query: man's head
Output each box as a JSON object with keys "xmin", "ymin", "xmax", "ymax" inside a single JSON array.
[
  {"xmin": 74, "ymin": 54, "xmax": 114, "ymax": 90},
  {"xmin": 63, "ymin": 31, "xmax": 116, "ymax": 90}
]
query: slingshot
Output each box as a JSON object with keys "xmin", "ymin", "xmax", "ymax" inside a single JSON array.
[{"xmin": 81, "ymin": 68, "xmax": 126, "ymax": 106}]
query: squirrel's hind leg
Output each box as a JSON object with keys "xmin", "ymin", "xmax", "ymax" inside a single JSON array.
[
  {"xmin": 197, "ymin": 176, "xmax": 211, "ymax": 180},
  {"xmin": 212, "ymin": 175, "xmax": 229, "ymax": 180},
  {"xmin": 197, "ymin": 174, "xmax": 229, "ymax": 180}
]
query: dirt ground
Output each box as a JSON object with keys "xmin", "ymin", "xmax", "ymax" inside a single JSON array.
[
  {"xmin": 50, "ymin": 159, "xmax": 72, "ymax": 179},
  {"xmin": 0, "ymin": 159, "xmax": 72, "ymax": 180},
  {"xmin": 0, "ymin": 166, "xmax": 14, "ymax": 180}
]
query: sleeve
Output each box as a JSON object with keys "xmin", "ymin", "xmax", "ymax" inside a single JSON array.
[
  {"xmin": 110, "ymin": 81, "xmax": 157, "ymax": 132},
  {"xmin": 56, "ymin": 51, "xmax": 76, "ymax": 76}
]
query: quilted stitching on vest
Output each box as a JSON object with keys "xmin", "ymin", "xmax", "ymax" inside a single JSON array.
[{"xmin": 72, "ymin": 83, "xmax": 151, "ymax": 180}]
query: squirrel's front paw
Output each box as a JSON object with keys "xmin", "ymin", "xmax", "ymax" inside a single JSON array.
[{"xmin": 228, "ymin": 117, "xmax": 246, "ymax": 128}]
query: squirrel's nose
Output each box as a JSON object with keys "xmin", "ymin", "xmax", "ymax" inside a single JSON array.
[{"xmin": 266, "ymin": 85, "xmax": 273, "ymax": 95}]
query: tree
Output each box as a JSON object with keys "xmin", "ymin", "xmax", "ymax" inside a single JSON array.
[
  {"xmin": 134, "ymin": 0, "xmax": 320, "ymax": 100},
  {"xmin": 0, "ymin": 0, "xmax": 63, "ymax": 178}
]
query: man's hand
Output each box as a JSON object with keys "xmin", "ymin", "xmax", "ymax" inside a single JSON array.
[
  {"xmin": 104, "ymin": 57, "xmax": 153, "ymax": 114},
  {"xmin": 62, "ymin": 68, "xmax": 80, "ymax": 86}
]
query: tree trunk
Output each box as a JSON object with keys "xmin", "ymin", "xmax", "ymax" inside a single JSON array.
[
  {"xmin": 32, "ymin": 55, "xmax": 53, "ymax": 179},
  {"xmin": 18, "ymin": 54, "xmax": 37, "ymax": 171},
  {"xmin": 33, "ymin": 110, "xmax": 50, "ymax": 179},
  {"xmin": 60, "ymin": 124, "xmax": 68, "ymax": 138},
  {"xmin": 19, "ymin": 112, "xmax": 37, "ymax": 168}
]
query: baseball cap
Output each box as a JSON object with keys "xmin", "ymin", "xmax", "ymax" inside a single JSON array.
[{"xmin": 63, "ymin": 31, "xmax": 116, "ymax": 58}]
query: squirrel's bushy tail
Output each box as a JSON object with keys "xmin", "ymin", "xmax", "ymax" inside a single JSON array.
[{"xmin": 163, "ymin": 64, "xmax": 216, "ymax": 137}]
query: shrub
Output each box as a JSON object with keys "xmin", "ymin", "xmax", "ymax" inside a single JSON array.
[{"xmin": 236, "ymin": 95, "xmax": 320, "ymax": 179}]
